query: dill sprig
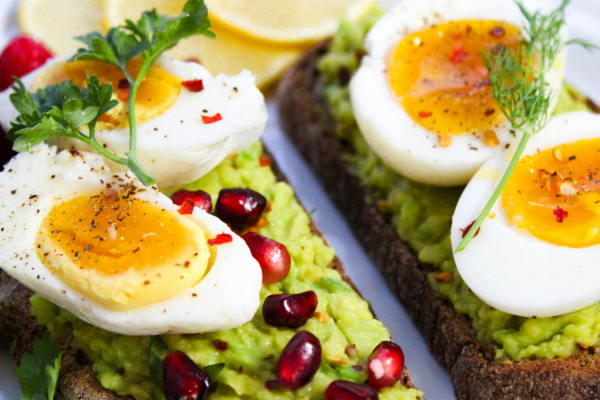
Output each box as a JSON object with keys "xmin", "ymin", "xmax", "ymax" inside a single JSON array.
[{"xmin": 455, "ymin": 0, "xmax": 596, "ymax": 253}]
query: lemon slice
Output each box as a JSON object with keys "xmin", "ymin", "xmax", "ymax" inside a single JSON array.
[
  {"xmin": 205, "ymin": 0, "xmax": 377, "ymax": 44},
  {"xmin": 102, "ymin": 0, "xmax": 308, "ymax": 90},
  {"xmin": 18, "ymin": 0, "xmax": 105, "ymax": 54}
]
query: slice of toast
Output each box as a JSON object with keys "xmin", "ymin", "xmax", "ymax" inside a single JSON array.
[
  {"xmin": 0, "ymin": 143, "xmax": 421, "ymax": 400},
  {"xmin": 277, "ymin": 41, "xmax": 600, "ymax": 400}
]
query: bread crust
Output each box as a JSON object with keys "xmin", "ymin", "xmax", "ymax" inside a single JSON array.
[
  {"xmin": 0, "ymin": 145, "xmax": 418, "ymax": 399},
  {"xmin": 277, "ymin": 41, "xmax": 600, "ymax": 400}
]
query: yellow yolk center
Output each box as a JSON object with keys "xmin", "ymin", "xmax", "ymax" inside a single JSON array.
[
  {"xmin": 36, "ymin": 193, "xmax": 210, "ymax": 310},
  {"xmin": 32, "ymin": 59, "xmax": 181, "ymax": 129},
  {"xmin": 503, "ymin": 138, "xmax": 600, "ymax": 248},
  {"xmin": 388, "ymin": 20, "xmax": 522, "ymax": 140}
]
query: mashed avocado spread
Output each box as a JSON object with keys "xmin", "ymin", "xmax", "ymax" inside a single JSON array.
[
  {"xmin": 318, "ymin": 11, "xmax": 599, "ymax": 361},
  {"xmin": 31, "ymin": 141, "xmax": 423, "ymax": 400}
]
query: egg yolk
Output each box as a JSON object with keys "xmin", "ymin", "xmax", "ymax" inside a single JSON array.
[
  {"xmin": 503, "ymin": 138, "xmax": 600, "ymax": 248},
  {"xmin": 36, "ymin": 193, "xmax": 211, "ymax": 310},
  {"xmin": 32, "ymin": 59, "xmax": 181, "ymax": 129},
  {"xmin": 388, "ymin": 20, "xmax": 522, "ymax": 142}
]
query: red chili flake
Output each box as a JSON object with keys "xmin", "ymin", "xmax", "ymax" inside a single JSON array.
[
  {"xmin": 419, "ymin": 111, "xmax": 433, "ymax": 118},
  {"xmin": 595, "ymin": 201, "xmax": 600, "ymax": 204},
  {"xmin": 490, "ymin": 26, "xmax": 506, "ymax": 37},
  {"xmin": 472, "ymin": 79, "xmax": 491, "ymax": 88},
  {"xmin": 484, "ymin": 108, "xmax": 496, "ymax": 116},
  {"xmin": 202, "ymin": 113, "xmax": 222, "ymax": 124},
  {"xmin": 212, "ymin": 339, "xmax": 228, "ymax": 351},
  {"xmin": 448, "ymin": 45, "xmax": 469, "ymax": 63},
  {"xmin": 461, "ymin": 220, "xmax": 481, "ymax": 239},
  {"xmin": 553, "ymin": 207, "xmax": 568, "ymax": 223},
  {"xmin": 259, "ymin": 156, "xmax": 272, "ymax": 167},
  {"xmin": 208, "ymin": 233, "xmax": 233, "ymax": 246},
  {"xmin": 118, "ymin": 79, "xmax": 130, "ymax": 89},
  {"xmin": 465, "ymin": 25, "xmax": 473, "ymax": 36},
  {"xmin": 182, "ymin": 79, "xmax": 204, "ymax": 92},
  {"xmin": 177, "ymin": 198, "xmax": 195, "ymax": 215}
]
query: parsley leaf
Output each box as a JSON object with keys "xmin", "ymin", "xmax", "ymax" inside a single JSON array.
[
  {"xmin": 70, "ymin": 0, "xmax": 215, "ymax": 185},
  {"xmin": 15, "ymin": 332, "xmax": 62, "ymax": 400},
  {"xmin": 9, "ymin": 76, "xmax": 124, "ymax": 165},
  {"xmin": 8, "ymin": 0, "xmax": 214, "ymax": 186}
]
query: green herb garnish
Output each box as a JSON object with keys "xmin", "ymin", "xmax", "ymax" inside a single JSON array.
[
  {"xmin": 455, "ymin": 0, "xmax": 596, "ymax": 253},
  {"xmin": 15, "ymin": 332, "xmax": 62, "ymax": 400},
  {"xmin": 8, "ymin": 0, "xmax": 215, "ymax": 186}
]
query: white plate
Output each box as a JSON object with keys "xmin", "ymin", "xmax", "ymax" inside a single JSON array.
[{"xmin": 1, "ymin": 1, "xmax": 600, "ymax": 399}]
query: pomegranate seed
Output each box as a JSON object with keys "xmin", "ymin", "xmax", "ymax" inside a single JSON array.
[
  {"xmin": 243, "ymin": 232, "xmax": 291, "ymax": 283},
  {"xmin": 208, "ymin": 233, "xmax": 232, "ymax": 246},
  {"xmin": 263, "ymin": 291, "xmax": 318, "ymax": 328},
  {"xmin": 178, "ymin": 198, "xmax": 195, "ymax": 215},
  {"xmin": 0, "ymin": 35, "xmax": 53, "ymax": 91},
  {"xmin": 367, "ymin": 341, "xmax": 405, "ymax": 389},
  {"xmin": 171, "ymin": 190, "xmax": 212, "ymax": 213},
  {"xmin": 202, "ymin": 113, "xmax": 222, "ymax": 124},
  {"xmin": 276, "ymin": 331, "xmax": 321, "ymax": 389},
  {"xmin": 325, "ymin": 380, "xmax": 378, "ymax": 400},
  {"xmin": 182, "ymin": 79, "xmax": 204, "ymax": 92},
  {"xmin": 216, "ymin": 188, "xmax": 267, "ymax": 229},
  {"xmin": 163, "ymin": 351, "xmax": 211, "ymax": 400}
]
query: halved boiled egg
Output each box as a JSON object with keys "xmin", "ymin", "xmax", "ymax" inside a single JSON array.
[
  {"xmin": 0, "ymin": 55, "xmax": 268, "ymax": 191},
  {"xmin": 452, "ymin": 112, "xmax": 600, "ymax": 317},
  {"xmin": 351, "ymin": 0, "xmax": 567, "ymax": 186},
  {"xmin": 0, "ymin": 144, "xmax": 262, "ymax": 335}
]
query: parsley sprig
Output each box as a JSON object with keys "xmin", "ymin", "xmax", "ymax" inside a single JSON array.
[
  {"xmin": 16, "ymin": 332, "xmax": 62, "ymax": 400},
  {"xmin": 455, "ymin": 0, "xmax": 596, "ymax": 253},
  {"xmin": 8, "ymin": 0, "xmax": 215, "ymax": 186}
]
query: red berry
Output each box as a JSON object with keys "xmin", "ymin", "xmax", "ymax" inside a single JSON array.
[
  {"xmin": 243, "ymin": 232, "xmax": 291, "ymax": 284},
  {"xmin": 263, "ymin": 291, "xmax": 318, "ymax": 328},
  {"xmin": 216, "ymin": 188, "xmax": 267, "ymax": 229},
  {"xmin": 367, "ymin": 341, "xmax": 404, "ymax": 389},
  {"xmin": 163, "ymin": 351, "xmax": 211, "ymax": 400},
  {"xmin": 171, "ymin": 190, "xmax": 212, "ymax": 213},
  {"xmin": 325, "ymin": 380, "xmax": 379, "ymax": 400},
  {"xmin": 276, "ymin": 331, "xmax": 322, "ymax": 389},
  {"xmin": 0, "ymin": 35, "xmax": 53, "ymax": 91}
]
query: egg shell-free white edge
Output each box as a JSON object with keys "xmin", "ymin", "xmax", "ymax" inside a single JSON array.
[
  {"xmin": 350, "ymin": 0, "xmax": 567, "ymax": 187},
  {"xmin": 0, "ymin": 144, "xmax": 262, "ymax": 335},
  {"xmin": 0, "ymin": 55, "xmax": 268, "ymax": 192},
  {"xmin": 452, "ymin": 112, "xmax": 600, "ymax": 318}
]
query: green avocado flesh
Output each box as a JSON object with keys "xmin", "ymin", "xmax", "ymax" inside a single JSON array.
[
  {"xmin": 318, "ymin": 11, "xmax": 599, "ymax": 360},
  {"xmin": 30, "ymin": 141, "xmax": 423, "ymax": 400}
]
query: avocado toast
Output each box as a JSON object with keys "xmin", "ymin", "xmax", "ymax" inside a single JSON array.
[
  {"xmin": 0, "ymin": 142, "xmax": 423, "ymax": 400},
  {"xmin": 0, "ymin": 1, "xmax": 427, "ymax": 399},
  {"xmin": 277, "ymin": 7, "xmax": 600, "ymax": 400}
]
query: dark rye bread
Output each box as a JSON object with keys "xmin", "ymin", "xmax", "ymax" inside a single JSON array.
[
  {"xmin": 277, "ymin": 41, "xmax": 600, "ymax": 400},
  {"xmin": 0, "ymin": 145, "xmax": 419, "ymax": 400}
]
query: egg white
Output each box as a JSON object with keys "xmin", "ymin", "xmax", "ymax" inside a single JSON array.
[
  {"xmin": 452, "ymin": 112, "xmax": 600, "ymax": 317},
  {"xmin": 0, "ymin": 144, "xmax": 262, "ymax": 335},
  {"xmin": 0, "ymin": 56, "xmax": 268, "ymax": 192},
  {"xmin": 350, "ymin": 0, "xmax": 567, "ymax": 187}
]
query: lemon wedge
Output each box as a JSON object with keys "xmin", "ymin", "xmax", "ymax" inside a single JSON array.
[
  {"xmin": 18, "ymin": 0, "xmax": 104, "ymax": 54},
  {"xmin": 102, "ymin": 0, "xmax": 308, "ymax": 90},
  {"xmin": 205, "ymin": 0, "xmax": 377, "ymax": 44}
]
